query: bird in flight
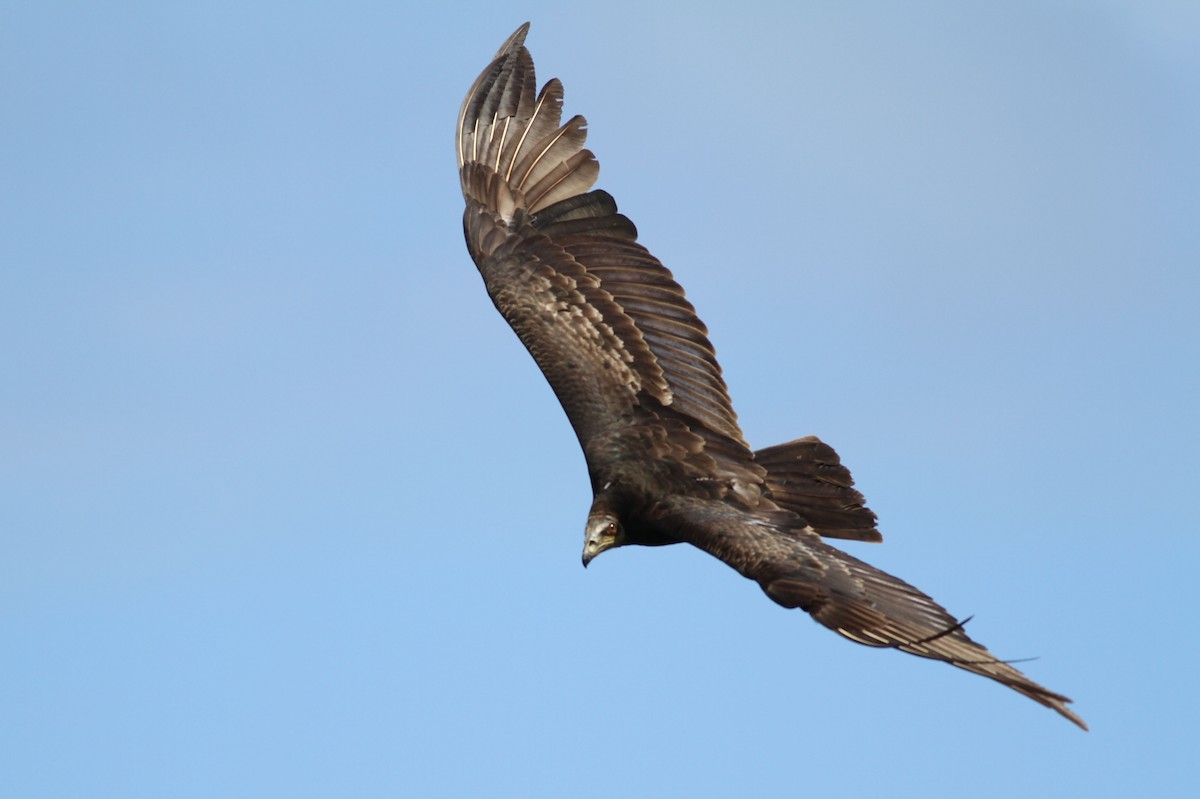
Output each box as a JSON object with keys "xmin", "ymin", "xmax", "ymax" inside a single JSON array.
[{"xmin": 456, "ymin": 23, "xmax": 1085, "ymax": 730}]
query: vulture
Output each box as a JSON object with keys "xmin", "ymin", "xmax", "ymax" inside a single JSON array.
[{"xmin": 456, "ymin": 23, "xmax": 1085, "ymax": 730}]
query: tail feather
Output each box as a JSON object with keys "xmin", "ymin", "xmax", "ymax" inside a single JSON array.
[
  {"xmin": 764, "ymin": 540, "xmax": 1087, "ymax": 730},
  {"xmin": 755, "ymin": 436, "xmax": 881, "ymax": 543}
]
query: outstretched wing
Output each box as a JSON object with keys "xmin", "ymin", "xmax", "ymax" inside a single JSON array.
[
  {"xmin": 458, "ymin": 24, "xmax": 748, "ymax": 458},
  {"xmin": 662, "ymin": 497, "xmax": 1086, "ymax": 729}
]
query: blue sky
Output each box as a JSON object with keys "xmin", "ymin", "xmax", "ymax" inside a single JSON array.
[{"xmin": 3, "ymin": 2, "xmax": 1198, "ymax": 796}]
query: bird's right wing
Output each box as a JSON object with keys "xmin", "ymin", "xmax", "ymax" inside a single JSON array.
[{"xmin": 662, "ymin": 496, "xmax": 1087, "ymax": 730}]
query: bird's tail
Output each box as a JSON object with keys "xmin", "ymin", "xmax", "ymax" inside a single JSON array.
[
  {"xmin": 763, "ymin": 541, "xmax": 1088, "ymax": 730},
  {"xmin": 755, "ymin": 436, "xmax": 882, "ymax": 543}
]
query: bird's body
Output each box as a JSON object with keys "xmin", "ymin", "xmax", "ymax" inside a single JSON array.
[{"xmin": 457, "ymin": 23, "xmax": 1085, "ymax": 730}]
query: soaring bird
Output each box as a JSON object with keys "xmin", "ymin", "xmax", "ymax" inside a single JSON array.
[{"xmin": 456, "ymin": 23, "xmax": 1085, "ymax": 730}]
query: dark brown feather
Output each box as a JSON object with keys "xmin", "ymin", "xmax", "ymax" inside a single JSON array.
[
  {"xmin": 755, "ymin": 436, "xmax": 882, "ymax": 543},
  {"xmin": 661, "ymin": 497, "xmax": 1086, "ymax": 730},
  {"xmin": 457, "ymin": 23, "xmax": 1085, "ymax": 731},
  {"xmin": 763, "ymin": 538, "xmax": 1087, "ymax": 729},
  {"xmin": 458, "ymin": 21, "xmax": 753, "ymax": 461}
]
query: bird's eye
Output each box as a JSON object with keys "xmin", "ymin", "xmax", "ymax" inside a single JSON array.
[{"xmin": 607, "ymin": 521, "xmax": 617, "ymax": 535}]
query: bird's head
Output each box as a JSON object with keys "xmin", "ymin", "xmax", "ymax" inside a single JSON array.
[{"xmin": 582, "ymin": 512, "xmax": 623, "ymax": 568}]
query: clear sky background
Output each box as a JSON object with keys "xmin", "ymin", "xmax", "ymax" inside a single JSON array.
[{"xmin": 3, "ymin": 2, "xmax": 1197, "ymax": 797}]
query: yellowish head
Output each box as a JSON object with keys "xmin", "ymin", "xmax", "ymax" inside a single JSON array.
[{"xmin": 582, "ymin": 512, "xmax": 622, "ymax": 567}]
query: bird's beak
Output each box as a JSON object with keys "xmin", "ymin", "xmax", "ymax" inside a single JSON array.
[
  {"xmin": 582, "ymin": 542, "xmax": 598, "ymax": 568},
  {"xmin": 581, "ymin": 515, "xmax": 618, "ymax": 568},
  {"xmin": 581, "ymin": 533, "xmax": 608, "ymax": 568}
]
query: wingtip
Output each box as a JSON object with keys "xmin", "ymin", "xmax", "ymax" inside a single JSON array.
[
  {"xmin": 495, "ymin": 22, "xmax": 531, "ymax": 58},
  {"xmin": 1049, "ymin": 697, "xmax": 1089, "ymax": 731}
]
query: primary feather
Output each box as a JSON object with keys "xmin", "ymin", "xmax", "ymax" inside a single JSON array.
[{"xmin": 457, "ymin": 22, "xmax": 1085, "ymax": 731}]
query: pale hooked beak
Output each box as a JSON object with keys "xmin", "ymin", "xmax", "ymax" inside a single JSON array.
[
  {"xmin": 582, "ymin": 514, "xmax": 618, "ymax": 568},
  {"xmin": 582, "ymin": 538, "xmax": 601, "ymax": 568},
  {"xmin": 581, "ymin": 527, "xmax": 611, "ymax": 568}
]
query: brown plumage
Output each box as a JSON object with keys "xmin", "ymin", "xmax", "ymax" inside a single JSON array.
[{"xmin": 457, "ymin": 23, "xmax": 1086, "ymax": 730}]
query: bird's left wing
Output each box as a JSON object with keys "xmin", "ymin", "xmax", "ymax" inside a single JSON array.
[{"xmin": 458, "ymin": 23, "xmax": 749, "ymax": 458}]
